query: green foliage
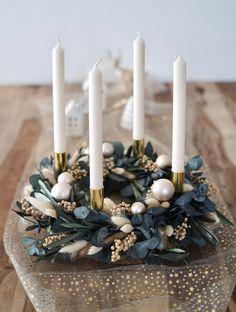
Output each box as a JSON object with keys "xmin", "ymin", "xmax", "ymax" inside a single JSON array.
[{"xmin": 15, "ymin": 140, "xmax": 232, "ymax": 265}]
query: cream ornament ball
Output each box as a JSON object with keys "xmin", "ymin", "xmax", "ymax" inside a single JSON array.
[
  {"xmin": 51, "ymin": 182, "xmax": 72, "ymax": 201},
  {"xmin": 145, "ymin": 197, "xmax": 160, "ymax": 208},
  {"xmin": 151, "ymin": 179, "xmax": 175, "ymax": 202},
  {"xmin": 102, "ymin": 141, "xmax": 114, "ymax": 158},
  {"xmin": 155, "ymin": 154, "xmax": 171, "ymax": 169},
  {"xmin": 131, "ymin": 202, "xmax": 146, "ymax": 214},
  {"xmin": 58, "ymin": 172, "xmax": 74, "ymax": 184}
]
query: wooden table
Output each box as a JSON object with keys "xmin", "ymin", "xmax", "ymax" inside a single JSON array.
[{"xmin": 0, "ymin": 83, "xmax": 236, "ymax": 311}]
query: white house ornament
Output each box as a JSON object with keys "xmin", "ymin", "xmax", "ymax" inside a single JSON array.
[
  {"xmin": 65, "ymin": 99, "xmax": 84, "ymax": 137},
  {"xmin": 51, "ymin": 182, "xmax": 72, "ymax": 201},
  {"xmin": 151, "ymin": 179, "xmax": 175, "ymax": 201}
]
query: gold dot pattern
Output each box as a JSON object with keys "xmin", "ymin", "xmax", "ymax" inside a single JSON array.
[{"xmin": 3, "ymin": 182, "xmax": 236, "ymax": 311}]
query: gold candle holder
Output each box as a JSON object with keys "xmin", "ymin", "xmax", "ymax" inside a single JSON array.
[
  {"xmin": 54, "ymin": 152, "xmax": 67, "ymax": 173},
  {"xmin": 90, "ymin": 188, "xmax": 104, "ymax": 211},
  {"xmin": 171, "ymin": 172, "xmax": 185, "ymax": 193},
  {"xmin": 133, "ymin": 139, "xmax": 144, "ymax": 158}
]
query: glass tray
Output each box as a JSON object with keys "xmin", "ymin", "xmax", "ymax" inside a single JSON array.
[{"xmin": 3, "ymin": 93, "xmax": 236, "ymax": 311}]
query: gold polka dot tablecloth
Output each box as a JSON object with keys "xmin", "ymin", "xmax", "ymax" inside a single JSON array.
[{"xmin": 3, "ymin": 187, "xmax": 236, "ymax": 312}]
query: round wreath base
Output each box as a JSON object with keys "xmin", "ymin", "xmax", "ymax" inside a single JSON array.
[{"xmin": 15, "ymin": 141, "xmax": 232, "ymax": 266}]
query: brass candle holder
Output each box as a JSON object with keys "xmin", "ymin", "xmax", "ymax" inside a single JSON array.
[
  {"xmin": 54, "ymin": 152, "xmax": 67, "ymax": 173},
  {"xmin": 133, "ymin": 139, "xmax": 144, "ymax": 158},
  {"xmin": 171, "ymin": 172, "xmax": 184, "ymax": 193},
  {"xmin": 90, "ymin": 188, "xmax": 104, "ymax": 211}
]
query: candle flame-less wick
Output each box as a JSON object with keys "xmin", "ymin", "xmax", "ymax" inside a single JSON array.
[
  {"xmin": 56, "ymin": 38, "xmax": 61, "ymax": 46},
  {"xmin": 95, "ymin": 58, "xmax": 102, "ymax": 66},
  {"xmin": 175, "ymin": 55, "xmax": 185, "ymax": 64}
]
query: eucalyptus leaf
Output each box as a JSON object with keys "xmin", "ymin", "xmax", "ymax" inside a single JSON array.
[
  {"xmin": 34, "ymin": 192, "xmax": 51, "ymax": 204},
  {"xmin": 129, "ymin": 237, "xmax": 159, "ymax": 259},
  {"xmin": 202, "ymin": 198, "xmax": 215, "ymax": 212},
  {"xmin": 21, "ymin": 237, "xmax": 36, "ymax": 246},
  {"xmin": 131, "ymin": 214, "xmax": 144, "ymax": 226},
  {"xmin": 191, "ymin": 236, "xmax": 206, "ymax": 247},
  {"xmin": 133, "ymin": 180, "xmax": 146, "ymax": 192},
  {"xmin": 151, "ymin": 170, "xmax": 165, "ymax": 180},
  {"xmin": 144, "ymin": 142, "xmax": 153, "ymax": 157},
  {"xmin": 89, "ymin": 247, "xmax": 111, "ymax": 264},
  {"xmin": 38, "ymin": 180, "xmax": 57, "ymax": 205},
  {"xmin": 29, "ymin": 174, "xmax": 42, "ymax": 190},
  {"xmin": 125, "ymin": 145, "xmax": 133, "ymax": 158},
  {"xmin": 27, "ymin": 244, "xmax": 38, "ymax": 256},
  {"xmin": 167, "ymin": 248, "xmax": 186, "ymax": 254},
  {"xmin": 40, "ymin": 157, "xmax": 53, "ymax": 168},
  {"xmin": 174, "ymin": 192, "xmax": 193, "ymax": 206},
  {"xmin": 74, "ymin": 206, "xmax": 90, "ymax": 219},
  {"xmin": 91, "ymin": 226, "xmax": 109, "ymax": 247},
  {"xmin": 120, "ymin": 184, "xmax": 134, "ymax": 197},
  {"xmin": 108, "ymin": 172, "xmax": 127, "ymax": 183},
  {"xmin": 25, "ymin": 224, "xmax": 39, "ymax": 231},
  {"xmin": 193, "ymin": 184, "xmax": 208, "ymax": 202},
  {"xmin": 60, "ymin": 223, "xmax": 90, "ymax": 229},
  {"xmin": 186, "ymin": 155, "xmax": 203, "ymax": 171},
  {"xmin": 215, "ymin": 209, "xmax": 234, "ymax": 225},
  {"xmin": 136, "ymin": 226, "xmax": 151, "ymax": 239},
  {"xmin": 131, "ymin": 183, "xmax": 142, "ymax": 198},
  {"xmin": 198, "ymin": 223, "xmax": 219, "ymax": 246},
  {"xmin": 112, "ymin": 141, "xmax": 124, "ymax": 158}
]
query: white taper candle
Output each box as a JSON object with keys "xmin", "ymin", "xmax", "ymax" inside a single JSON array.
[
  {"xmin": 52, "ymin": 40, "xmax": 66, "ymax": 153},
  {"xmin": 89, "ymin": 62, "xmax": 103, "ymax": 190},
  {"xmin": 172, "ymin": 56, "xmax": 187, "ymax": 173},
  {"xmin": 133, "ymin": 33, "xmax": 145, "ymax": 140}
]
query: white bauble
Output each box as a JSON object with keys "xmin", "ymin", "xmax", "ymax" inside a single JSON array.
[
  {"xmin": 151, "ymin": 179, "xmax": 175, "ymax": 201},
  {"xmin": 58, "ymin": 172, "xmax": 74, "ymax": 184},
  {"xmin": 51, "ymin": 182, "xmax": 72, "ymax": 201},
  {"xmin": 156, "ymin": 154, "xmax": 171, "ymax": 169},
  {"xmin": 131, "ymin": 202, "xmax": 146, "ymax": 214},
  {"xmin": 102, "ymin": 141, "xmax": 114, "ymax": 157}
]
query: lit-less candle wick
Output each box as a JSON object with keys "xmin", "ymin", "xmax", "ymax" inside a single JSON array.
[
  {"xmin": 56, "ymin": 38, "xmax": 61, "ymax": 46},
  {"xmin": 95, "ymin": 57, "xmax": 102, "ymax": 66}
]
